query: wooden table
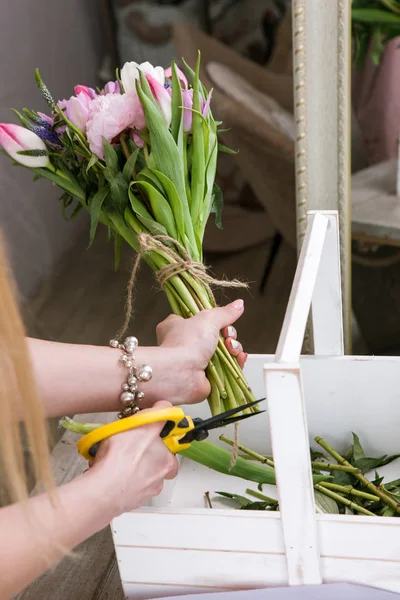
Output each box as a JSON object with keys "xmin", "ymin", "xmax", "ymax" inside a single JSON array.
[{"xmin": 352, "ymin": 159, "xmax": 400, "ymax": 247}]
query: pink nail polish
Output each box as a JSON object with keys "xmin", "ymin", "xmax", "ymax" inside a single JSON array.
[{"xmin": 232, "ymin": 299, "xmax": 244, "ymax": 310}]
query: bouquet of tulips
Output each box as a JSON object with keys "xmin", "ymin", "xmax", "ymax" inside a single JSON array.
[{"xmin": 0, "ymin": 56, "xmax": 257, "ymax": 416}]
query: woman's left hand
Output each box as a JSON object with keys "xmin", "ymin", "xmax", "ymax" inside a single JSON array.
[{"xmin": 143, "ymin": 299, "xmax": 247, "ymax": 406}]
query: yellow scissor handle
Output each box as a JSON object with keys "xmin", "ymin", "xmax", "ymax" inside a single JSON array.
[{"xmin": 77, "ymin": 407, "xmax": 195, "ymax": 460}]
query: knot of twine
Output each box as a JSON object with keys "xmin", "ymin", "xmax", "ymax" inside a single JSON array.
[{"xmin": 118, "ymin": 233, "xmax": 248, "ymax": 338}]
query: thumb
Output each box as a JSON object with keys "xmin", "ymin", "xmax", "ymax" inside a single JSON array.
[{"xmin": 204, "ymin": 299, "xmax": 245, "ymax": 330}]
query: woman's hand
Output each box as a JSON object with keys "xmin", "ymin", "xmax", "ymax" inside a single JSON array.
[
  {"xmin": 88, "ymin": 400, "xmax": 178, "ymax": 516},
  {"xmin": 27, "ymin": 300, "xmax": 248, "ymax": 417},
  {"xmin": 141, "ymin": 299, "xmax": 247, "ymax": 406}
]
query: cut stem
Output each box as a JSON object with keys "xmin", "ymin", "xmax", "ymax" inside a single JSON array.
[
  {"xmin": 315, "ymin": 437, "xmax": 400, "ymax": 514},
  {"xmin": 314, "ymin": 484, "xmax": 375, "ymax": 516},
  {"xmin": 246, "ymin": 488, "xmax": 277, "ymax": 504},
  {"xmin": 220, "ymin": 435, "xmax": 275, "ymax": 468},
  {"xmin": 319, "ymin": 482, "xmax": 380, "ymax": 502}
]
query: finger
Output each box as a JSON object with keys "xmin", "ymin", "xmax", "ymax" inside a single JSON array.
[
  {"xmin": 164, "ymin": 456, "xmax": 179, "ymax": 480},
  {"xmin": 225, "ymin": 337, "xmax": 243, "ymax": 357},
  {"xmin": 221, "ymin": 325, "xmax": 237, "ymax": 340},
  {"xmin": 237, "ymin": 352, "xmax": 247, "ymax": 369},
  {"xmin": 140, "ymin": 400, "xmax": 173, "ymax": 414},
  {"xmin": 195, "ymin": 300, "xmax": 244, "ymax": 331}
]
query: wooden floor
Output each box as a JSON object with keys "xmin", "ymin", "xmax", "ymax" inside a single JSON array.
[{"xmin": 18, "ymin": 222, "xmax": 297, "ymax": 600}]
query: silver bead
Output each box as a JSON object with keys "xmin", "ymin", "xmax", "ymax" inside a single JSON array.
[
  {"xmin": 120, "ymin": 354, "xmax": 128, "ymax": 363},
  {"xmin": 109, "ymin": 339, "xmax": 119, "ymax": 348},
  {"xmin": 120, "ymin": 391, "xmax": 135, "ymax": 407},
  {"xmin": 128, "ymin": 375, "xmax": 137, "ymax": 387},
  {"xmin": 137, "ymin": 364, "xmax": 152, "ymax": 382},
  {"xmin": 129, "ymin": 383, "xmax": 138, "ymax": 393},
  {"xmin": 136, "ymin": 391, "xmax": 145, "ymax": 402},
  {"xmin": 124, "ymin": 336, "xmax": 138, "ymax": 351},
  {"xmin": 125, "ymin": 360, "xmax": 133, "ymax": 369},
  {"xmin": 121, "ymin": 383, "xmax": 130, "ymax": 391}
]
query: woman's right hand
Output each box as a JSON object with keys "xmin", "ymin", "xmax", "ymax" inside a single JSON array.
[{"xmin": 88, "ymin": 400, "xmax": 179, "ymax": 517}]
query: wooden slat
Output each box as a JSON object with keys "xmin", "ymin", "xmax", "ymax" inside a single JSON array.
[
  {"xmin": 309, "ymin": 211, "xmax": 344, "ymax": 356},
  {"xmin": 276, "ymin": 212, "xmax": 328, "ymax": 363}
]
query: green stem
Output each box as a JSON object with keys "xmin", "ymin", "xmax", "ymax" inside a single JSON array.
[
  {"xmin": 246, "ymin": 488, "xmax": 278, "ymax": 504},
  {"xmin": 314, "ymin": 484, "xmax": 375, "ymax": 516},
  {"xmin": 220, "ymin": 435, "xmax": 275, "ymax": 468},
  {"xmin": 315, "ymin": 437, "xmax": 400, "ymax": 514},
  {"xmin": 312, "ymin": 461, "xmax": 359, "ymax": 473},
  {"xmin": 319, "ymin": 482, "xmax": 380, "ymax": 502}
]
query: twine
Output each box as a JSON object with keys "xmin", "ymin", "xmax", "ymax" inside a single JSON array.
[{"xmin": 118, "ymin": 233, "xmax": 248, "ymax": 338}]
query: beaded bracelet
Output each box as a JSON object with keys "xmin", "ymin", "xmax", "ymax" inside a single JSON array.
[{"xmin": 109, "ymin": 336, "xmax": 152, "ymax": 419}]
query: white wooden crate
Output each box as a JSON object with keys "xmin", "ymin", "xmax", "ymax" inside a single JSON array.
[{"xmin": 112, "ymin": 212, "xmax": 400, "ymax": 599}]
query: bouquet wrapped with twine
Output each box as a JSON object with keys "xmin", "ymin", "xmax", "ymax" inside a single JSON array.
[{"xmin": 0, "ymin": 55, "xmax": 257, "ymax": 416}]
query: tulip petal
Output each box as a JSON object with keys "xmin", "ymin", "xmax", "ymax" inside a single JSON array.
[
  {"xmin": 145, "ymin": 74, "xmax": 172, "ymax": 126},
  {"xmin": 0, "ymin": 123, "xmax": 49, "ymax": 168},
  {"xmin": 165, "ymin": 66, "xmax": 188, "ymax": 90}
]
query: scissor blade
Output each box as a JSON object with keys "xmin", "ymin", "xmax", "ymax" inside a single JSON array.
[
  {"xmin": 206, "ymin": 409, "xmax": 266, "ymax": 431},
  {"xmin": 195, "ymin": 398, "xmax": 265, "ymax": 432}
]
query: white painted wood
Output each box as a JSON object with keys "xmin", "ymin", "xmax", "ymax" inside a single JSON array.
[
  {"xmin": 308, "ymin": 211, "xmax": 344, "ymax": 356},
  {"xmin": 112, "ymin": 211, "xmax": 400, "ymax": 598},
  {"xmin": 265, "ymin": 364, "xmax": 321, "ymax": 585},
  {"xmin": 276, "ymin": 212, "xmax": 328, "ymax": 363},
  {"xmin": 293, "ymin": 0, "xmax": 352, "ymax": 351}
]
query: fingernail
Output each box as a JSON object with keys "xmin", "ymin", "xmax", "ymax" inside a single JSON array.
[
  {"xmin": 231, "ymin": 340, "xmax": 240, "ymax": 350},
  {"xmin": 227, "ymin": 326, "xmax": 235, "ymax": 337},
  {"xmin": 232, "ymin": 299, "xmax": 244, "ymax": 310}
]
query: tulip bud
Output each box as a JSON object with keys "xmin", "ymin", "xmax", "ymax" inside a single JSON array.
[
  {"xmin": 74, "ymin": 85, "xmax": 97, "ymax": 100},
  {"xmin": 145, "ymin": 74, "xmax": 172, "ymax": 126},
  {"xmin": 0, "ymin": 123, "xmax": 49, "ymax": 168}
]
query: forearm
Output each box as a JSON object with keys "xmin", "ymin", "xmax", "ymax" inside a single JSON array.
[
  {"xmin": 0, "ymin": 471, "xmax": 114, "ymax": 598},
  {"xmin": 27, "ymin": 338, "xmax": 176, "ymax": 418}
]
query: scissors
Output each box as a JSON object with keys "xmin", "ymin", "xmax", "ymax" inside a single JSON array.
[{"xmin": 77, "ymin": 399, "xmax": 265, "ymax": 460}]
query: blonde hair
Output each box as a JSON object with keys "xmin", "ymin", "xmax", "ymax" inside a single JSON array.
[{"xmin": 0, "ymin": 234, "xmax": 53, "ymax": 504}]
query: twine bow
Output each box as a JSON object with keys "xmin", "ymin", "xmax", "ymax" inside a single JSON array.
[{"xmin": 118, "ymin": 233, "xmax": 248, "ymax": 338}]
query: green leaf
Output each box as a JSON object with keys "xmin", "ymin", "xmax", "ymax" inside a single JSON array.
[
  {"xmin": 104, "ymin": 168, "xmax": 129, "ymax": 213},
  {"xmin": 190, "ymin": 52, "xmax": 206, "ymax": 227},
  {"xmin": 215, "ymin": 491, "xmax": 252, "ymax": 507},
  {"xmin": 240, "ymin": 501, "xmax": 277, "ymax": 511},
  {"xmin": 122, "ymin": 148, "xmax": 139, "ymax": 182},
  {"xmin": 128, "ymin": 186, "xmax": 169, "ymax": 237},
  {"xmin": 352, "ymin": 8, "xmax": 400, "ymax": 23},
  {"xmin": 314, "ymin": 491, "xmax": 339, "ymax": 514},
  {"xmin": 384, "ymin": 478, "xmax": 400, "ymax": 491},
  {"xmin": 351, "ymin": 433, "xmax": 366, "ymax": 462},
  {"xmin": 332, "ymin": 470, "xmax": 354, "ymax": 487},
  {"xmin": 148, "ymin": 169, "xmax": 186, "ymax": 243},
  {"xmin": 10, "ymin": 109, "xmax": 32, "ymax": 128},
  {"xmin": 210, "ymin": 183, "xmax": 223, "ymax": 230},
  {"xmin": 103, "ymin": 139, "xmax": 119, "ymax": 171},
  {"xmin": 35, "ymin": 68, "xmax": 56, "ymax": 109},
  {"xmin": 86, "ymin": 154, "xmax": 98, "ymax": 174},
  {"xmin": 180, "ymin": 440, "xmax": 330, "ymax": 487},
  {"xmin": 134, "ymin": 180, "xmax": 178, "ymax": 238},
  {"xmin": 382, "ymin": 506, "xmax": 396, "ymax": 517},
  {"xmin": 88, "ymin": 187, "xmax": 109, "ymax": 247},
  {"xmin": 218, "ymin": 143, "xmax": 237, "ymax": 155},
  {"xmin": 32, "ymin": 168, "xmax": 85, "ymax": 201},
  {"xmin": 181, "ymin": 57, "xmax": 207, "ymax": 100},
  {"xmin": 17, "ymin": 149, "xmax": 51, "ymax": 157},
  {"xmin": 353, "ymin": 454, "xmax": 400, "ymax": 474},
  {"xmin": 136, "ymin": 73, "xmax": 197, "ymax": 257},
  {"xmin": 170, "ymin": 61, "xmax": 184, "ymax": 148},
  {"xmin": 136, "ymin": 168, "xmax": 165, "ymax": 195}
]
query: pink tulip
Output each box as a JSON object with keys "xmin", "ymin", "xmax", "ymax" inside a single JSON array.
[
  {"xmin": 59, "ymin": 92, "xmax": 91, "ymax": 133},
  {"xmin": 164, "ymin": 66, "xmax": 188, "ymax": 90},
  {"xmin": 87, "ymin": 92, "xmax": 145, "ymax": 159},
  {"xmin": 74, "ymin": 85, "xmax": 97, "ymax": 100},
  {"xmin": 103, "ymin": 81, "xmax": 120, "ymax": 95},
  {"xmin": 181, "ymin": 88, "xmax": 193, "ymax": 133},
  {"xmin": 0, "ymin": 123, "xmax": 49, "ymax": 168},
  {"xmin": 145, "ymin": 74, "xmax": 172, "ymax": 126},
  {"xmin": 181, "ymin": 89, "xmax": 212, "ymax": 133},
  {"xmin": 131, "ymin": 130, "xmax": 145, "ymax": 148}
]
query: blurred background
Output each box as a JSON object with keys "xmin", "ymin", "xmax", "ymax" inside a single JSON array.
[{"xmin": 2, "ymin": 0, "xmax": 400, "ymax": 371}]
